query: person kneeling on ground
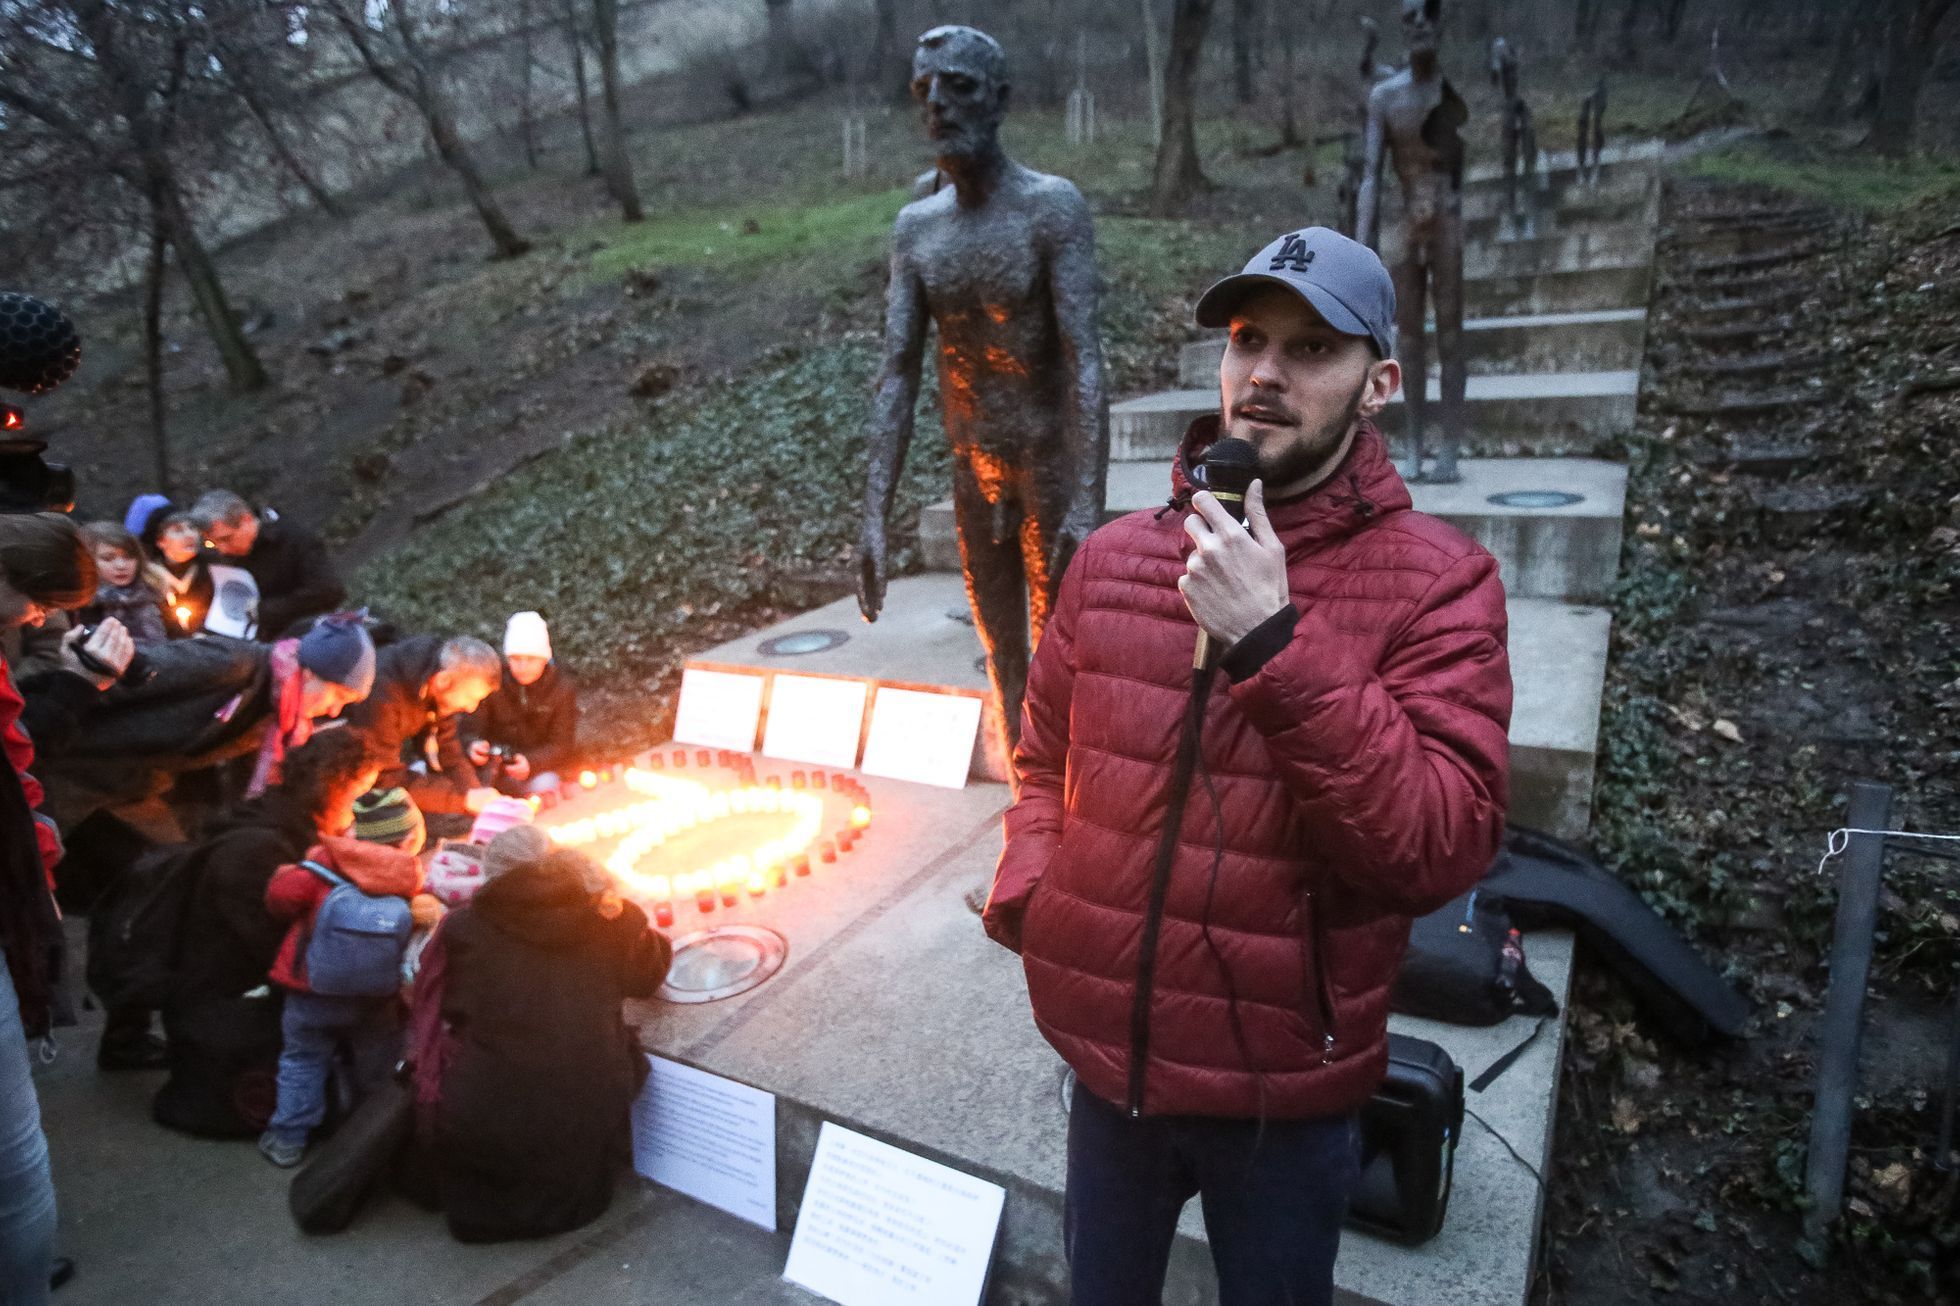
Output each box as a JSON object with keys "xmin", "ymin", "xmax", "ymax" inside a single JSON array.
[
  {"xmin": 152, "ymin": 730, "xmax": 382, "ymax": 1139},
  {"xmin": 462, "ymin": 611, "xmax": 579, "ymax": 798},
  {"xmin": 343, "ymin": 635, "xmax": 501, "ymax": 832},
  {"xmin": 258, "ymin": 822, "xmax": 442, "ymax": 1167},
  {"xmin": 418, "ymin": 837, "xmax": 670, "ymax": 1243}
]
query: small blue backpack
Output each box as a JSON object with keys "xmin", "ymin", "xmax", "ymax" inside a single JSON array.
[{"xmin": 300, "ymin": 860, "xmax": 414, "ymax": 996}]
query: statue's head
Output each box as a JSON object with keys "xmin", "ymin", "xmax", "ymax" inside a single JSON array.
[
  {"xmin": 912, "ymin": 26, "xmax": 1009, "ymax": 162},
  {"xmin": 1401, "ymin": 0, "xmax": 1441, "ymax": 58}
]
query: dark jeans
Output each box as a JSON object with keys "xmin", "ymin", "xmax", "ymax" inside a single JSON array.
[{"xmin": 1065, "ymin": 1081, "xmax": 1361, "ymax": 1306}]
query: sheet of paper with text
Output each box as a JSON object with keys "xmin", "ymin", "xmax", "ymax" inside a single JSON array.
[
  {"xmin": 631, "ymin": 1055, "xmax": 776, "ymax": 1230},
  {"xmin": 784, "ymin": 1122, "xmax": 1004, "ymax": 1306}
]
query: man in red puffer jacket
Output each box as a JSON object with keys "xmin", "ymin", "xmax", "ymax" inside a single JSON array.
[{"xmin": 983, "ymin": 227, "xmax": 1512, "ymax": 1306}]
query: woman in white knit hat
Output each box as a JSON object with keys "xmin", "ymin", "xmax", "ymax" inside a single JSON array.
[{"xmin": 461, "ymin": 611, "xmax": 579, "ymax": 797}]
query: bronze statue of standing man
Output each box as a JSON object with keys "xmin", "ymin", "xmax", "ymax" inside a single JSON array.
[
  {"xmin": 858, "ymin": 25, "xmax": 1109, "ymax": 766},
  {"xmin": 1357, "ymin": 0, "xmax": 1469, "ymax": 484}
]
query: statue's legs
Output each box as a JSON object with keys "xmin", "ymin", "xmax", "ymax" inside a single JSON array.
[
  {"xmin": 1430, "ymin": 207, "xmax": 1468, "ymax": 484},
  {"xmin": 1501, "ymin": 113, "xmax": 1520, "ymax": 220},
  {"xmin": 950, "ymin": 461, "xmax": 1033, "ymax": 774},
  {"xmin": 1390, "ymin": 234, "xmax": 1431, "ymax": 480}
]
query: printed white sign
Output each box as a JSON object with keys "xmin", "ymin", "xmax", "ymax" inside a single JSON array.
[
  {"xmin": 672, "ymin": 667, "xmax": 767, "ymax": 753},
  {"xmin": 859, "ymin": 686, "xmax": 983, "ymax": 790},
  {"xmin": 631, "ymin": 1056, "xmax": 777, "ymax": 1230},
  {"xmin": 760, "ymin": 675, "xmax": 868, "ymax": 770},
  {"xmin": 784, "ymin": 1122, "xmax": 1005, "ymax": 1306}
]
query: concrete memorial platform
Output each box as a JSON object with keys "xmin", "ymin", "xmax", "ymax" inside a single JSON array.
[
  {"xmin": 620, "ymin": 765, "xmax": 1574, "ymax": 1306},
  {"xmin": 1110, "ymin": 371, "xmax": 1640, "ymax": 463},
  {"xmin": 924, "ymin": 458, "xmax": 1627, "ymax": 605},
  {"xmin": 1174, "ymin": 308, "xmax": 1649, "ymax": 384},
  {"xmin": 688, "ymin": 575, "xmax": 1608, "ymax": 839}
]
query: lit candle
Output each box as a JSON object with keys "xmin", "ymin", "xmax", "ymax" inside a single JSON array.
[
  {"xmin": 850, "ymin": 805, "xmax": 872, "ymax": 830},
  {"xmin": 654, "ymin": 903, "xmax": 674, "ymax": 928},
  {"xmin": 579, "ymin": 770, "xmax": 599, "ymax": 789},
  {"xmin": 746, "ymin": 871, "xmax": 766, "ymax": 897}
]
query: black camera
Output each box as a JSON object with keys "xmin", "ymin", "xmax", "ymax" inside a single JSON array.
[
  {"xmin": 487, "ymin": 743, "xmax": 515, "ymax": 762},
  {"xmin": 74, "ymin": 624, "xmax": 157, "ymax": 688},
  {"xmin": 0, "ymin": 293, "xmax": 82, "ymax": 514}
]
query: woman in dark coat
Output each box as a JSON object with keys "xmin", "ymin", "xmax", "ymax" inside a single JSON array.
[
  {"xmin": 430, "ymin": 847, "xmax": 671, "ymax": 1242},
  {"xmin": 151, "ymin": 729, "xmax": 380, "ymax": 1138}
]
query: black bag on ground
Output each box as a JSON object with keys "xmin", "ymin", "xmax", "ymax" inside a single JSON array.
[
  {"xmin": 1487, "ymin": 826, "xmax": 1748, "ymax": 1045},
  {"xmin": 1347, "ymin": 1034, "xmax": 1464, "ymax": 1245},
  {"xmin": 1394, "ymin": 889, "xmax": 1560, "ymax": 1026},
  {"xmin": 289, "ymin": 1077, "xmax": 414, "ymax": 1235},
  {"xmin": 85, "ymin": 841, "xmax": 205, "ymax": 1011}
]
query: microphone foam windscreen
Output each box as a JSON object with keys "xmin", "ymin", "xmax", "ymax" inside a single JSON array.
[
  {"xmin": 0, "ymin": 293, "xmax": 82, "ymax": 397},
  {"xmin": 1200, "ymin": 436, "xmax": 1260, "ymax": 497}
]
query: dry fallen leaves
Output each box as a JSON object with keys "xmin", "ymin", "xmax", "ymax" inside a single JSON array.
[{"xmin": 1712, "ymin": 719, "xmax": 1744, "ymax": 744}]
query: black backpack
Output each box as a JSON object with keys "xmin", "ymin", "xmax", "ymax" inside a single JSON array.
[{"xmin": 85, "ymin": 840, "xmax": 210, "ymax": 1010}]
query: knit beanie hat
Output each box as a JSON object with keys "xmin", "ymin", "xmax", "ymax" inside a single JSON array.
[
  {"xmin": 468, "ymin": 794, "xmax": 536, "ymax": 846},
  {"xmin": 123, "ymin": 493, "xmax": 172, "ymax": 540},
  {"xmin": 298, "ymin": 612, "xmax": 377, "ymax": 697},
  {"xmin": 352, "ymin": 787, "xmax": 427, "ymax": 854},
  {"xmin": 483, "ymin": 824, "xmax": 553, "ymax": 880},
  {"xmin": 504, "ymin": 611, "xmax": 552, "ymax": 660}
]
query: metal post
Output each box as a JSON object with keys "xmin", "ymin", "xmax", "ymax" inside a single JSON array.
[{"xmin": 1802, "ymin": 781, "xmax": 1894, "ymax": 1241}]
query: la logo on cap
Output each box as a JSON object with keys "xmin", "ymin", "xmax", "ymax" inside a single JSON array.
[{"xmin": 1269, "ymin": 233, "xmax": 1315, "ymax": 273}]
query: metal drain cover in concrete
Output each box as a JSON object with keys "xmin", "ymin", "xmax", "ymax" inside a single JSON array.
[
  {"xmin": 658, "ymin": 926, "xmax": 788, "ymax": 1004},
  {"xmin": 759, "ymin": 629, "xmax": 849, "ymax": 657},
  {"xmin": 1488, "ymin": 489, "xmax": 1585, "ymax": 509}
]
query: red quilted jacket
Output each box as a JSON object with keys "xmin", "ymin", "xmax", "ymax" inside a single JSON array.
[{"xmin": 984, "ymin": 416, "xmax": 1512, "ymax": 1119}]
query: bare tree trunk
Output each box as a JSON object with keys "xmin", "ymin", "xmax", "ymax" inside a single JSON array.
[
  {"xmin": 234, "ymin": 77, "xmax": 346, "ymax": 217},
  {"xmin": 328, "ymin": 1, "xmax": 531, "ymax": 258},
  {"xmin": 1870, "ymin": 0, "xmax": 1957, "ymax": 157},
  {"xmin": 518, "ymin": 0, "xmax": 540, "ymax": 170},
  {"xmin": 1277, "ymin": 15, "xmax": 1299, "ymax": 147},
  {"xmin": 1809, "ymin": 2, "xmax": 1865, "ymax": 119},
  {"xmin": 156, "ymin": 181, "xmax": 268, "ymax": 391},
  {"xmin": 563, "ymin": 1, "xmax": 601, "ymax": 175},
  {"xmin": 143, "ymin": 207, "xmax": 171, "ymax": 493},
  {"xmin": 425, "ymin": 94, "xmax": 532, "ymax": 256},
  {"xmin": 763, "ymin": 0, "xmax": 807, "ymax": 78},
  {"xmin": 867, "ymin": 0, "xmax": 903, "ymax": 93},
  {"xmin": 1576, "ymin": 0, "xmax": 1601, "ymax": 49},
  {"xmin": 1142, "ymin": 0, "xmax": 1166, "ymax": 146},
  {"xmin": 1150, "ymin": 0, "xmax": 1214, "ymax": 215},
  {"xmin": 593, "ymin": 0, "xmax": 643, "ymax": 220},
  {"xmin": 1232, "ymin": 0, "xmax": 1256, "ymax": 105}
]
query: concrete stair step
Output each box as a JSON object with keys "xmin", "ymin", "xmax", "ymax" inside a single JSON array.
[
  {"xmin": 1468, "ymin": 261, "xmax": 1653, "ymax": 316},
  {"xmin": 1461, "ymin": 139, "xmax": 1663, "ymax": 187},
  {"xmin": 922, "ymin": 457, "xmax": 1627, "ymax": 604},
  {"xmin": 627, "ymin": 770, "xmax": 1577, "ymax": 1306},
  {"xmin": 1112, "ymin": 371, "xmax": 1640, "ymax": 463},
  {"xmin": 1464, "ymin": 191, "xmax": 1657, "ymax": 243},
  {"xmin": 1463, "ymin": 223, "xmax": 1655, "ymax": 279},
  {"xmin": 1401, "ymin": 166, "xmax": 1655, "ymax": 225},
  {"xmin": 1175, "ymin": 309, "xmax": 1649, "ymax": 386},
  {"xmin": 687, "ymin": 574, "xmax": 1611, "ymax": 842}
]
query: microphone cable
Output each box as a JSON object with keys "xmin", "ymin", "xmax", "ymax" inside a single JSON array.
[{"xmin": 1192, "ymin": 665, "xmax": 1269, "ymax": 1144}]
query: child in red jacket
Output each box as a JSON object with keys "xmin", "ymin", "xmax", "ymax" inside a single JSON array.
[{"xmin": 257, "ymin": 835, "xmax": 442, "ymax": 1167}]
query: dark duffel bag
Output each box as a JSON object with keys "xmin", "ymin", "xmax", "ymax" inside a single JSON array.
[
  {"xmin": 1347, "ymin": 1034, "xmax": 1464, "ymax": 1245},
  {"xmin": 1394, "ymin": 888, "xmax": 1559, "ymax": 1027},
  {"xmin": 289, "ymin": 1077, "xmax": 414, "ymax": 1235}
]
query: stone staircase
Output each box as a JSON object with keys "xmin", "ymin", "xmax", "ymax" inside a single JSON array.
[{"xmin": 668, "ymin": 142, "xmax": 1664, "ymax": 1306}]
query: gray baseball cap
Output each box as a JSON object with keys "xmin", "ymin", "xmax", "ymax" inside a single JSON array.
[{"xmin": 1194, "ymin": 227, "xmax": 1398, "ymax": 359}]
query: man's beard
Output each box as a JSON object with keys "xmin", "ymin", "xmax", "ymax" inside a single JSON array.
[{"xmin": 1244, "ymin": 377, "xmax": 1369, "ymax": 491}]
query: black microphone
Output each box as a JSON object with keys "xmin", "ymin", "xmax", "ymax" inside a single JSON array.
[
  {"xmin": 1191, "ymin": 436, "xmax": 1261, "ymax": 669},
  {"xmin": 0, "ymin": 293, "xmax": 82, "ymax": 397}
]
